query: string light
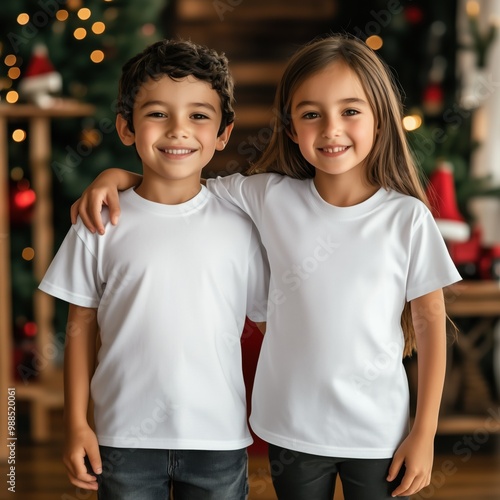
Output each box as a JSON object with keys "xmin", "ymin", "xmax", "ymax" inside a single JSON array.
[
  {"xmin": 81, "ymin": 128, "xmax": 101, "ymax": 146},
  {"xmin": 6, "ymin": 91, "xmax": 19, "ymax": 104},
  {"xmin": 17, "ymin": 13, "xmax": 30, "ymax": 25},
  {"xmin": 90, "ymin": 50, "xmax": 105, "ymax": 63},
  {"xmin": 402, "ymin": 115, "xmax": 422, "ymax": 131},
  {"xmin": 92, "ymin": 22, "xmax": 106, "ymax": 34},
  {"xmin": 7, "ymin": 67, "xmax": 21, "ymax": 80},
  {"xmin": 4, "ymin": 54, "xmax": 17, "ymax": 66},
  {"xmin": 78, "ymin": 8, "xmax": 91, "ymax": 20},
  {"xmin": 12, "ymin": 129, "xmax": 26, "ymax": 142},
  {"xmin": 74, "ymin": 27, "xmax": 87, "ymax": 40},
  {"xmin": 22, "ymin": 248, "xmax": 36, "ymax": 262},
  {"xmin": 10, "ymin": 167, "xmax": 24, "ymax": 181},
  {"xmin": 56, "ymin": 10, "xmax": 69, "ymax": 21},
  {"xmin": 466, "ymin": 1, "xmax": 480, "ymax": 17},
  {"xmin": 67, "ymin": 0, "xmax": 83, "ymax": 10},
  {"xmin": 366, "ymin": 35, "xmax": 383, "ymax": 50}
]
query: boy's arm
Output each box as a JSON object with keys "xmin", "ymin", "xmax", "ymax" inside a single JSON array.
[
  {"xmin": 63, "ymin": 304, "xmax": 102, "ymax": 491},
  {"xmin": 388, "ymin": 289, "xmax": 447, "ymax": 497},
  {"xmin": 70, "ymin": 168, "xmax": 142, "ymax": 234}
]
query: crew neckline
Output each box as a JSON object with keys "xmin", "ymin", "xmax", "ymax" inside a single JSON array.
[
  {"xmin": 308, "ymin": 179, "xmax": 388, "ymax": 220},
  {"xmin": 123, "ymin": 185, "xmax": 210, "ymax": 216}
]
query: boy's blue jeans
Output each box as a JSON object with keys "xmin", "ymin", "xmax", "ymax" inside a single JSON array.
[{"xmin": 95, "ymin": 446, "xmax": 248, "ymax": 499}]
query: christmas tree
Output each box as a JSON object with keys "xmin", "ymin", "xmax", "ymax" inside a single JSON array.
[{"xmin": 1, "ymin": 0, "xmax": 167, "ymax": 371}]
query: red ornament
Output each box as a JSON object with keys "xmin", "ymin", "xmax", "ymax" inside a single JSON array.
[
  {"xmin": 10, "ymin": 180, "xmax": 36, "ymax": 225},
  {"xmin": 14, "ymin": 188, "xmax": 36, "ymax": 209},
  {"xmin": 422, "ymin": 83, "xmax": 444, "ymax": 115},
  {"xmin": 423, "ymin": 84, "xmax": 444, "ymax": 103},
  {"xmin": 405, "ymin": 6, "xmax": 424, "ymax": 24},
  {"xmin": 23, "ymin": 321, "xmax": 38, "ymax": 337}
]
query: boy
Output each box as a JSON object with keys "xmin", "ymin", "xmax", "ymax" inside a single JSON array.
[{"xmin": 39, "ymin": 39, "xmax": 268, "ymax": 500}]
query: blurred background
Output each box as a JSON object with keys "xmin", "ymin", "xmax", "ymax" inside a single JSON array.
[{"xmin": 1, "ymin": 0, "xmax": 500, "ymax": 498}]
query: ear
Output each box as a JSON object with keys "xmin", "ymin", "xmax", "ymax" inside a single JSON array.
[
  {"xmin": 116, "ymin": 114, "xmax": 135, "ymax": 146},
  {"xmin": 286, "ymin": 123, "xmax": 299, "ymax": 144},
  {"xmin": 215, "ymin": 122, "xmax": 234, "ymax": 151}
]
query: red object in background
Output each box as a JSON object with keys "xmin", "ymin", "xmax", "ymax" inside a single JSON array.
[
  {"xmin": 241, "ymin": 318, "xmax": 268, "ymax": 456},
  {"xmin": 422, "ymin": 83, "xmax": 444, "ymax": 106},
  {"xmin": 14, "ymin": 188, "xmax": 36, "ymax": 209},
  {"xmin": 448, "ymin": 225, "xmax": 481, "ymax": 264},
  {"xmin": 426, "ymin": 163, "xmax": 470, "ymax": 243},
  {"xmin": 404, "ymin": 5, "xmax": 424, "ymax": 24},
  {"xmin": 448, "ymin": 225, "xmax": 500, "ymax": 280},
  {"xmin": 10, "ymin": 180, "xmax": 36, "ymax": 225},
  {"xmin": 23, "ymin": 45, "xmax": 57, "ymax": 78}
]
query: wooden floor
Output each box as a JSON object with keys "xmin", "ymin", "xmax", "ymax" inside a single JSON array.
[{"xmin": 2, "ymin": 413, "xmax": 500, "ymax": 499}]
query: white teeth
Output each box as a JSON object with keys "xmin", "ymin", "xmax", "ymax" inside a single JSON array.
[
  {"xmin": 323, "ymin": 146, "xmax": 348, "ymax": 153},
  {"xmin": 163, "ymin": 149, "xmax": 193, "ymax": 155}
]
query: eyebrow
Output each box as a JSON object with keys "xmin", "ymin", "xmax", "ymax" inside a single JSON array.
[
  {"xmin": 294, "ymin": 97, "xmax": 368, "ymax": 109},
  {"xmin": 139, "ymin": 100, "xmax": 218, "ymax": 113}
]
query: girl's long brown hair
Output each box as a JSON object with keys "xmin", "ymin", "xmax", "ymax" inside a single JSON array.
[{"xmin": 248, "ymin": 34, "xmax": 435, "ymax": 357}]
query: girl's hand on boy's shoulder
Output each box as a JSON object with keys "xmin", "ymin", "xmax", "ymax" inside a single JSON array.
[
  {"xmin": 70, "ymin": 169, "xmax": 122, "ymax": 234},
  {"xmin": 387, "ymin": 429, "xmax": 434, "ymax": 497}
]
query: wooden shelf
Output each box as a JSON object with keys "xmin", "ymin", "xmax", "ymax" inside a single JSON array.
[
  {"xmin": 438, "ymin": 415, "xmax": 500, "ymax": 434},
  {"xmin": 438, "ymin": 281, "xmax": 500, "ymax": 433},
  {"xmin": 445, "ymin": 281, "xmax": 500, "ymax": 316},
  {"xmin": 0, "ymin": 101, "xmax": 95, "ymax": 460}
]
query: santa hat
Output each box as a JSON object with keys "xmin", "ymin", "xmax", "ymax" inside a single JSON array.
[
  {"xmin": 18, "ymin": 44, "xmax": 62, "ymax": 107},
  {"xmin": 426, "ymin": 161, "xmax": 470, "ymax": 242}
]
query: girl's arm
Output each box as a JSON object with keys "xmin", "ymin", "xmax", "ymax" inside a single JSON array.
[
  {"xmin": 388, "ymin": 288, "xmax": 447, "ymax": 497},
  {"xmin": 70, "ymin": 168, "xmax": 142, "ymax": 234},
  {"xmin": 63, "ymin": 304, "xmax": 102, "ymax": 491}
]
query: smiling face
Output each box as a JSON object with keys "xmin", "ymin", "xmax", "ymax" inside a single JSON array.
[
  {"xmin": 289, "ymin": 61, "xmax": 376, "ymax": 186},
  {"xmin": 117, "ymin": 74, "xmax": 232, "ymax": 192}
]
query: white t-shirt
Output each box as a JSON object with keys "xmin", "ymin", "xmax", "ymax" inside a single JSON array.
[
  {"xmin": 39, "ymin": 187, "xmax": 269, "ymax": 450},
  {"xmin": 207, "ymin": 173, "xmax": 462, "ymax": 459}
]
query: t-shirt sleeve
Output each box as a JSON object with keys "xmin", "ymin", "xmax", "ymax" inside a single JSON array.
[
  {"xmin": 206, "ymin": 173, "xmax": 270, "ymax": 227},
  {"xmin": 406, "ymin": 209, "xmax": 462, "ymax": 302},
  {"xmin": 245, "ymin": 225, "xmax": 270, "ymax": 322},
  {"xmin": 38, "ymin": 220, "xmax": 102, "ymax": 308}
]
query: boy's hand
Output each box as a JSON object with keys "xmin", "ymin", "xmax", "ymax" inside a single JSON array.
[
  {"xmin": 70, "ymin": 169, "xmax": 124, "ymax": 234},
  {"xmin": 63, "ymin": 424, "xmax": 102, "ymax": 491},
  {"xmin": 387, "ymin": 429, "xmax": 433, "ymax": 497}
]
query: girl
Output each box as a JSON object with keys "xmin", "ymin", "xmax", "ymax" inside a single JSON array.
[{"xmin": 73, "ymin": 34, "xmax": 461, "ymax": 499}]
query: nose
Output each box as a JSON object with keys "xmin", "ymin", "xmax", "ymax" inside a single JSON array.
[
  {"xmin": 166, "ymin": 116, "xmax": 189, "ymax": 139},
  {"xmin": 322, "ymin": 116, "xmax": 342, "ymax": 138}
]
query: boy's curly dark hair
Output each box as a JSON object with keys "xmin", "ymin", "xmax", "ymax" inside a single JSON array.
[{"xmin": 117, "ymin": 39, "xmax": 235, "ymax": 136}]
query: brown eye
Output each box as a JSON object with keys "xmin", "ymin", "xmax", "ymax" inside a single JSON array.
[{"xmin": 303, "ymin": 112, "xmax": 320, "ymax": 119}]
